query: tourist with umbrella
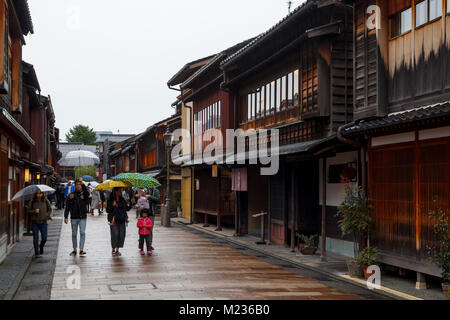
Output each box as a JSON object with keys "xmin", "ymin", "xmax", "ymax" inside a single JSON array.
[
  {"xmin": 28, "ymin": 190, "xmax": 53, "ymax": 258},
  {"xmin": 106, "ymin": 187, "xmax": 129, "ymax": 257},
  {"xmin": 64, "ymin": 179, "xmax": 90, "ymax": 257},
  {"xmin": 112, "ymin": 173, "xmax": 161, "ymax": 251}
]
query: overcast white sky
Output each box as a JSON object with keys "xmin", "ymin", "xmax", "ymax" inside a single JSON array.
[{"xmin": 22, "ymin": 0, "xmax": 305, "ymax": 140}]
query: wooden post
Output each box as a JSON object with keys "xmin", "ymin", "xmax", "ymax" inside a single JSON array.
[
  {"xmin": 290, "ymin": 169, "xmax": 295, "ymax": 252},
  {"xmin": 234, "ymin": 191, "xmax": 239, "ymax": 236},
  {"xmin": 203, "ymin": 213, "xmax": 209, "ymax": 228},
  {"xmin": 321, "ymin": 158, "xmax": 327, "ymax": 261},
  {"xmin": 216, "ymin": 168, "xmax": 222, "ymax": 231}
]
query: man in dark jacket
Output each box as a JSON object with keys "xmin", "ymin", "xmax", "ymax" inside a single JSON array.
[{"xmin": 64, "ymin": 180, "xmax": 90, "ymax": 257}]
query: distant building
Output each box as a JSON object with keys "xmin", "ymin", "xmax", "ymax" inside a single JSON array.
[{"xmin": 96, "ymin": 132, "xmax": 135, "ymax": 181}]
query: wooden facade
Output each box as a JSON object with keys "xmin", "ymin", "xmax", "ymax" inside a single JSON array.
[
  {"xmin": 178, "ymin": 43, "xmax": 255, "ymax": 229},
  {"xmin": 0, "ymin": 0, "xmax": 60, "ymax": 263},
  {"xmin": 221, "ymin": 1, "xmax": 357, "ymax": 244},
  {"xmin": 348, "ymin": 0, "xmax": 450, "ymax": 278}
]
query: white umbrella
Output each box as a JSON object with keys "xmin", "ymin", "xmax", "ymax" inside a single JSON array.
[
  {"xmin": 59, "ymin": 150, "xmax": 100, "ymax": 167},
  {"xmin": 12, "ymin": 185, "xmax": 56, "ymax": 202},
  {"xmin": 86, "ymin": 181, "xmax": 99, "ymax": 189}
]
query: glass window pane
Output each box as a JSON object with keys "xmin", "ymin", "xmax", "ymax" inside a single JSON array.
[
  {"xmin": 256, "ymin": 90, "xmax": 261, "ymax": 119},
  {"xmin": 260, "ymin": 86, "xmax": 265, "ymax": 117},
  {"xmin": 293, "ymin": 70, "xmax": 299, "ymax": 107},
  {"xmin": 401, "ymin": 8, "xmax": 412, "ymax": 34},
  {"xmin": 247, "ymin": 94, "xmax": 251, "ymax": 121},
  {"xmin": 215, "ymin": 103, "xmax": 218, "ymax": 128},
  {"xmin": 276, "ymin": 78, "xmax": 281, "ymax": 111},
  {"xmin": 218, "ymin": 101, "xmax": 221, "ymax": 127},
  {"xmin": 194, "ymin": 113, "xmax": 197, "ymax": 135},
  {"xmin": 271, "ymin": 81, "xmax": 275, "ymax": 114},
  {"xmin": 416, "ymin": 0, "xmax": 428, "ymax": 27},
  {"xmin": 281, "ymin": 76, "xmax": 287, "ymax": 109},
  {"xmin": 448, "ymin": 0, "xmax": 450, "ymax": 13},
  {"xmin": 288, "ymin": 73, "xmax": 293, "ymax": 104},
  {"xmin": 430, "ymin": 0, "xmax": 442, "ymax": 20},
  {"xmin": 251, "ymin": 93, "xmax": 255, "ymax": 120},
  {"xmin": 266, "ymin": 83, "xmax": 270, "ymax": 116},
  {"xmin": 216, "ymin": 102, "xmax": 219, "ymax": 127}
]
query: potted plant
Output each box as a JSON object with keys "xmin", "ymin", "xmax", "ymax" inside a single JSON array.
[
  {"xmin": 336, "ymin": 185, "xmax": 372, "ymax": 278},
  {"xmin": 357, "ymin": 246, "xmax": 379, "ymax": 279},
  {"xmin": 427, "ymin": 203, "xmax": 450, "ymax": 300},
  {"xmin": 174, "ymin": 191, "xmax": 182, "ymax": 218},
  {"xmin": 296, "ymin": 233, "xmax": 318, "ymax": 255}
]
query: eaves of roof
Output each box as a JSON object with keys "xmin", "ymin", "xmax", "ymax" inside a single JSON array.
[
  {"xmin": 345, "ymin": 102, "xmax": 450, "ymax": 135},
  {"xmin": 221, "ymin": 0, "xmax": 317, "ymax": 68}
]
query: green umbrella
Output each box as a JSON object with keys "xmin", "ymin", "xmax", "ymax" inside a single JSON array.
[{"xmin": 112, "ymin": 173, "xmax": 161, "ymax": 189}]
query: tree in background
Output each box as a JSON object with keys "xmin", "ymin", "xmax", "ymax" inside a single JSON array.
[
  {"xmin": 66, "ymin": 125, "xmax": 97, "ymax": 145},
  {"xmin": 75, "ymin": 166, "xmax": 98, "ymax": 180}
]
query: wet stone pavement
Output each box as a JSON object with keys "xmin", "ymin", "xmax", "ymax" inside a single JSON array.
[
  {"xmin": 0, "ymin": 209, "xmax": 63, "ymax": 300},
  {"xmin": 49, "ymin": 209, "xmax": 386, "ymax": 300}
]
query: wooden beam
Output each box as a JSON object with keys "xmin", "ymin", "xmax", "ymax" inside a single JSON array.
[{"xmin": 321, "ymin": 158, "xmax": 327, "ymax": 260}]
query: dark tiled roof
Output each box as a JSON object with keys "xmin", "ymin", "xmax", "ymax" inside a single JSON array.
[
  {"xmin": 345, "ymin": 102, "xmax": 450, "ymax": 134},
  {"xmin": 181, "ymin": 37, "xmax": 255, "ymax": 88},
  {"xmin": 13, "ymin": 0, "xmax": 34, "ymax": 35},
  {"xmin": 220, "ymin": 0, "xmax": 317, "ymax": 67},
  {"xmin": 167, "ymin": 54, "xmax": 216, "ymax": 87}
]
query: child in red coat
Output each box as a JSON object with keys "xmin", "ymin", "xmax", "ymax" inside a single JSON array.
[{"xmin": 137, "ymin": 209, "xmax": 153, "ymax": 255}]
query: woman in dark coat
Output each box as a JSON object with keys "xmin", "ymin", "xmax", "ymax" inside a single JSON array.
[{"xmin": 106, "ymin": 188, "xmax": 129, "ymax": 256}]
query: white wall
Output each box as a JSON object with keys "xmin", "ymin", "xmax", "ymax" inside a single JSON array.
[{"xmin": 319, "ymin": 151, "xmax": 359, "ymax": 207}]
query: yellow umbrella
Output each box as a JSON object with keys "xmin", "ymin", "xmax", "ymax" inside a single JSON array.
[{"xmin": 94, "ymin": 180, "xmax": 132, "ymax": 191}]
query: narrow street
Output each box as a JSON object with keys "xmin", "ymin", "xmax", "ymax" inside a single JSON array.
[{"xmin": 48, "ymin": 209, "xmax": 385, "ymax": 300}]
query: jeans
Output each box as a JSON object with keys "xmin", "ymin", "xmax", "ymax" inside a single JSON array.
[
  {"xmin": 139, "ymin": 235, "xmax": 150, "ymax": 251},
  {"xmin": 71, "ymin": 219, "xmax": 87, "ymax": 249},
  {"xmin": 31, "ymin": 222, "xmax": 48, "ymax": 255}
]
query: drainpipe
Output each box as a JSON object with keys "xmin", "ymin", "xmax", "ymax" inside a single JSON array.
[{"xmin": 169, "ymin": 84, "xmax": 195, "ymax": 224}]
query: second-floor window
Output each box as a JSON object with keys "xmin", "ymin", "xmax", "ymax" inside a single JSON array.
[
  {"xmin": 390, "ymin": 7, "xmax": 412, "ymax": 38},
  {"xmin": 194, "ymin": 101, "xmax": 221, "ymax": 135},
  {"xmin": 142, "ymin": 149, "xmax": 156, "ymax": 168},
  {"xmin": 245, "ymin": 69, "xmax": 300, "ymax": 123},
  {"xmin": 416, "ymin": 0, "xmax": 442, "ymax": 28}
]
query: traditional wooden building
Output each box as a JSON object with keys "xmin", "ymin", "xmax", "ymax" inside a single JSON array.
[
  {"xmin": 342, "ymin": 0, "xmax": 450, "ymax": 283},
  {"xmin": 0, "ymin": 0, "xmax": 59, "ymax": 262},
  {"xmin": 171, "ymin": 40, "xmax": 254, "ymax": 230},
  {"xmin": 167, "ymin": 55, "xmax": 215, "ymax": 221},
  {"xmin": 221, "ymin": 0, "xmax": 358, "ymax": 255}
]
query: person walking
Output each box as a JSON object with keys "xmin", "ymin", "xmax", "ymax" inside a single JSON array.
[
  {"xmin": 90, "ymin": 189, "xmax": 102, "ymax": 216},
  {"xmin": 28, "ymin": 191, "xmax": 52, "ymax": 258},
  {"xmin": 146, "ymin": 187, "xmax": 160, "ymax": 251},
  {"xmin": 137, "ymin": 209, "xmax": 153, "ymax": 255},
  {"xmin": 64, "ymin": 181, "xmax": 75, "ymax": 204},
  {"xmin": 56, "ymin": 184, "xmax": 65, "ymax": 209},
  {"xmin": 64, "ymin": 179, "xmax": 90, "ymax": 257},
  {"xmin": 106, "ymin": 187, "xmax": 129, "ymax": 257},
  {"xmin": 99, "ymin": 190, "xmax": 106, "ymax": 214},
  {"xmin": 136, "ymin": 192, "xmax": 150, "ymax": 219}
]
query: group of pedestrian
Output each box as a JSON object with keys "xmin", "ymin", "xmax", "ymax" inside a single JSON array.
[{"xmin": 28, "ymin": 178, "xmax": 160, "ymax": 259}]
